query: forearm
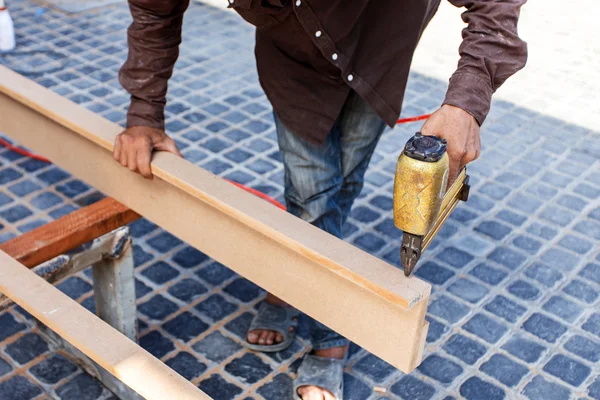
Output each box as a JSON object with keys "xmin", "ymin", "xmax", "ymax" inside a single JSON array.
[
  {"xmin": 443, "ymin": 0, "xmax": 528, "ymax": 125},
  {"xmin": 119, "ymin": 0, "xmax": 190, "ymax": 129}
]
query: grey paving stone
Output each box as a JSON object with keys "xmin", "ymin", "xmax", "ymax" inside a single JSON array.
[
  {"xmin": 502, "ymin": 336, "xmax": 547, "ymax": 363},
  {"xmin": 138, "ymin": 295, "xmax": 179, "ymax": 321},
  {"xmin": 582, "ymin": 313, "xmax": 600, "ymax": 338},
  {"xmin": 463, "ymin": 313, "xmax": 508, "ymax": 344},
  {"xmin": 564, "ymin": 335, "xmax": 600, "ymax": 363},
  {"xmin": 543, "ymin": 354, "xmax": 591, "ymax": 387},
  {"xmin": 542, "ymin": 295, "xmax": 584, "ymax": 322},
  {"xmin": 414, "ymin": 261, "xmax": 455, "ymax": 285},
  {"xmin": 198, "ymin": 374, "xmax": 243, "ymax": 399},
  {"xmin": 342, "ymin": 374, "xmax": 372, "ymax": 400},
  {"xmin": 523, "ymin": 376, "xmax": 571, "ymax": 400},
  {"xmin": 447, "ymin": 278, "xmax": 489, "ymax": 304},
  {"xmin": 256, "ymin": 373, "xmax": 293, "ymax": 400},
  {"xmin": 425, "ymin": 316, "xmax": 449, "ymax": 343},
  {"xmin": 487, "ymin": 247, "xmax": 527, "ymax": 269},
  {"xmin": 352, "ymin": 354, "xmax": 396, "ymax": 383},
  {"xmin": 524, "ymin": 263, "xmax": 564, "ymax": 288},
  {"xmin": 589, "ymin": 376, "xmax": 600, "ymax": 400},
  {"xmin": 508, "ymin": 280, "xmax": 541, "ymax": 301},
  {"xmin": 429, "ymin": 295, "xmax": 470, "ymax": 324},
  {"xmin": 0, "ymin": 356, "xmax": 12, "ymax": 377},
  {"xmin": 167, "ymin": 278, "xmax": 208, "ymax": 303},
  {"xmin": 579, "ymin": 262, "xmax": 600, "ymax": 284},
  {"xmin": 0, "ymin": 313, "xmax": 26, "ymax": 342},
  {"xmin": 162, "ymin": 311, "xmax": 209, "ymax": 342},
  {"xmin": 0, "ymin": 376, "xmax": 41, "ymax": 400},
  {"xmin": 225, "ymin": 353, "xmax": 272, "ymax": 384},
  {"xmin": 28, "ymin": 354, "xmax": 78, "ymax": 384},
  {"xmin": 484, "ymin": 295, "xmax": 527, "ymax": 323},
  {"xmin": 469, "ymin": 263, "xmax": 508, "ymax": 285},
  {"xmin": 418, "ymin": 354, "xmax": 463, "ymax": 384},
  {"xmin": 522, "ymin": 313, "xmax": 568, "ymax": 343},
  {"xmin": 475, "ymin": 220, "xmax": 512, "ymax": 240},
  {"xmin": 192, "ymin": 331, "xmax": 242, "ymax": 363},
  {"xmin": 195, "ymin": 294, "xmax": 239, "ymax": 321},
  {"xmin": 55, "ymin": 373, "xmax": 104, "ymax": 400},
  {"xmin": 138, "ymin": 330, "xmax": 175, "ymax": 359},
  {"xmin": 459, "ymin": 376, "xmax": 505, "ymax": 400},
  {"xmin": 390, "ymin": 375, "xmax": 436, "ymax": 400},
  {"xmin": 5, "ymin": 333, "xmax": 49, "ymax": 365},
  {"xmin": 479, "ymin": 354, "xmax": 528, "ymax": 387},
  {"xmin": 140, "ymin": 261, "xmax": 180, "ymax": 285},
  {"xmin": 443, "ymin": 334, "xmax": 487, "ymax": 365}
]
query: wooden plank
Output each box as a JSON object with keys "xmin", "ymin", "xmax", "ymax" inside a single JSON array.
[
  {"xmin": 0, "ymin": 66, "xmax": 431, "ymax": 372},
  {"xmin": 0, "ymin": 197, "xmax": 140, "ymax": 268},
  {"xmin": 0, "ymin": 250, "xmax": 211, "ymax": 400}
]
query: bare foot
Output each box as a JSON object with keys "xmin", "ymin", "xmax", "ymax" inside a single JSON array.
[
  {"xmin": 297, "ymin": 345, "xmax": 348, "ymax": 400},
  {"xmin": 246, "ymin": 293, "xmax": 296, "ymax": 346}
]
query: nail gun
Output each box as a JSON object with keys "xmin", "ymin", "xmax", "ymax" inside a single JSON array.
[{"xmin": 393, "ymin": 132, "xmax": 470, "ymax": 277}]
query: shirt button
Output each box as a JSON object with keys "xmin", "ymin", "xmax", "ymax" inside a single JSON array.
[
  {"xmin": 315, "ymin": 31, "xmax": 322, "ymax": 37},
  {"xmin": 347, "ymin": 74, "xmax": 354, "ymax": 82},
  {"xmin": 332, "ymin": 53, "xmax": 338, "ymax": 61},
  {"xmin": 295, "ymin": 0, "xmax": 301, "ymax": 5}
]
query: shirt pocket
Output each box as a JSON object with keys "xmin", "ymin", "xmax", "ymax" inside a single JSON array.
[{"xmin": 228, "ymin": 0, "xmax": 280, "ymax": 27}]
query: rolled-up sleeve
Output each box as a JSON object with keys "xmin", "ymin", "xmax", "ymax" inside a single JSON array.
[
  {"xmin": 119, "ymin": 0, "xmax": 190, "ymax": 130},
  {"xmin": 443, "ymin": 0, "xmax": 528, "ymax": 125}
]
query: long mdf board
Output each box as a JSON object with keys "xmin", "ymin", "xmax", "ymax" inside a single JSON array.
[
  {"xmin": 0, "ymin": 66, "xmax": 431, "ymax": 372},
  {"xmin": 0, "ymin": 250, "xmax": 211, "ymax": 400}
]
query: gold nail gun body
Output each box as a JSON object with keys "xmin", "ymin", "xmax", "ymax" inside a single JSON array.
[{"xmin": 394, "ymin": 132, "xmax": 470, "ymax": 277}]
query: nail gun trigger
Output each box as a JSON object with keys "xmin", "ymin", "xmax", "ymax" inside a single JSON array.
[{"xmin": 460, "ymin": 175, "xmax": 470, "ymax": 202}]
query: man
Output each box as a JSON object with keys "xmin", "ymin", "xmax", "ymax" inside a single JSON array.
[{"xmin": 115, "ymin": 0, "xmax": 527, "ymax": 398}]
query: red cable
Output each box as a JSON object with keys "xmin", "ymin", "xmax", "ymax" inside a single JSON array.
[
  {"xmin": 0, "ymin": 138, "xmax": 51, "ymax": 163},
  {"xmin": 226, "ymin": 179, "xmax": 286, "ymax": 210},
  {"xmin": 0, "ymin": 113, "xmax": 430, "ymax": 210},
  {"xmin": 397, "ymin": 114, "xmax": 431, "ymax": 124}
]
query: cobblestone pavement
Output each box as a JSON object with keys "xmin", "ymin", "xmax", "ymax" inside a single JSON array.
[{"xmin": 0, "ymin": 1, "xmax": 599, "ymax": 400}]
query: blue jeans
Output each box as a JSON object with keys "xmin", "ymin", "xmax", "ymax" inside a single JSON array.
[{"xmin": 275, "ymin": 91, "xmax": 387, "ymax": 350}]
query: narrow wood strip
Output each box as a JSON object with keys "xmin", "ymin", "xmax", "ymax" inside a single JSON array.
[
  {"xmin": 0, "ymin": 197, "xmax": 140, "ymax": 268},
  {"xmin": 0, "ymin": 250, "xmax": 211, "ymax": 400}
]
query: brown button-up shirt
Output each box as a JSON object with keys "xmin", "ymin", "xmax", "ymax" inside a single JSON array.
[{"xmin": 120, "ymin": 0, "xmax": 527, "ymax": 144}]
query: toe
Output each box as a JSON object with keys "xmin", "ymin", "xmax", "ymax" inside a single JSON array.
[
  {"xmin": 266, "ymin": 331, "xmax": 275, "ymax": 345},
  {"xmin": 275, "ymin": 333, "xmax": 284, "ymax": 343},
  {"xmin": 258, "ymin": 330, "xmax": 270, "ymax": 345},
  {"xmin": 247, "ymin": 330, "xmax": 259, "ymax": 344},
  {"xmin": 297, "ymin": 386, "xmax": 326, "ymax": 400}
]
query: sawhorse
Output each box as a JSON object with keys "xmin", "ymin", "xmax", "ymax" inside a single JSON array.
[{"xmin": 0, "ymin": 197, "xmax": 143, "ymax": 399}]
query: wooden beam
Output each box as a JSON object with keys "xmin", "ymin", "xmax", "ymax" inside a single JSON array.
[
  {"xmin": 0, "ymin": 250, "xmax": 211, "ymax": 400},
  {"xmin": 0, "ymin": 197, "xmax": 140, "ymax": 268},
  {"xmin": 0, "ymin": 66, "xmax": 431, "ymax": 372}
]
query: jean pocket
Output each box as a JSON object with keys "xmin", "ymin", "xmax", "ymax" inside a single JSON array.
[{"xmin": 228, "ymin": 0, "xmax": 277, "ymax": 27}]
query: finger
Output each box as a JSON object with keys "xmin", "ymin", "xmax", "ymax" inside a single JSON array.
[
  {"xmin": 156, "ymin": 137, "xmax": 182, "ymax": 157},
  {"xmin": 137, "ymin": 145, "xmax": 153, "ymax": 179},
  {"xmin": 127, "ymin": 147, "xmax": 138, "ymax": 172},
  {"xmin": 113, "ymin": 135, "xmax": 122, "ymax": 162},
  {"xmin": 119, "ymin": 140, "xmax": 129, "ymax": 168}
]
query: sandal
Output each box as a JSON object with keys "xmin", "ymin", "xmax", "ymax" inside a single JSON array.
[
  {"xmin": 244, "ymin": 301, "xmax": 299, "ymax": 352},
  {"xmin": 293, "ymin": 354, "xmax": 344, "ymax": 399}
]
